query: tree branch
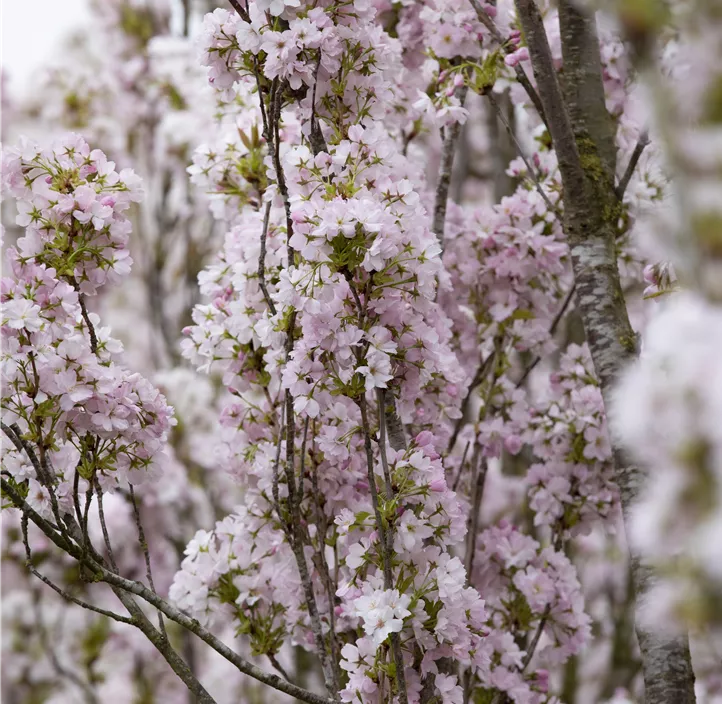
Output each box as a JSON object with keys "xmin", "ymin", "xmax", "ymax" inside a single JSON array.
[
  {"xmin": 258, "ymin": 201, "xmax": 277, "ymax": 315},
  {"xmin": 615, "ymin": 130, "xmax": 650, "ymax": 200},
  {"xmin": 486, "ymin": 91, "xmax": 561, "ymax": 219},
  {"xmin": 128, "ymin": 484, "xmax": 166, "ymax": 637},
  {"xmin": 1, "ymin": 478, "xmax": 335, "ymax": 704},
  {"xmin": 377, "ymin": 390, "xmax": 409, "ymax": 704},
  {"xmin": 434, "ymin": 85, "xmax": 468, "ymax": 253},
  {"xmin": 468, "ymin": 0, "xmax": 548, "ymax": 129}
]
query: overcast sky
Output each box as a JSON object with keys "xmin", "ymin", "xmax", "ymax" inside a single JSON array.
[{"xmin": 3, "ymin": 0, "xmax": 91, "ymax": 97}]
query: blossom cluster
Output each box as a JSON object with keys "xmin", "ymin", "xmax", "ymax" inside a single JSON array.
[{"xmin": 1, "ymin": 135, "xmax": 174, "ymax": 507}]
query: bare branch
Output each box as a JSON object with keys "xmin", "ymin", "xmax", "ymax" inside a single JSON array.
[
  {"xmin": 515, "ymin": 282, "xmax": 577, "ymax": 388},
  {"xmin": 258, "ymin": 201, "xmax": 277, "ymax": 316},
  {"xmin": 486, "ymin": 91, "xmax": 562, "ymax": 220},
  {"xmin": 79, "ymin": 294, "xmax": 98, "ymax": 354},
  {"xmin": 615, "ymin": 130, "xmax": 650, "ymax": 201},
  {"xmin": 447, "ymin": 349, "xmax": 497, "ymax": 454},
  {"xmin": 112, "ymin": 586, "xmax": 218, "ymax": 704},
  {"xmin": 94, "ymin": 478, "xmax": 119, "ymax": 573},
  {"xmin": 463, "ymin": 450, "xmax": 487, "ymax": 584},
  {"xmin": 227, "ymin": 0, "xmax": 250, "ymax": 22},
  {"xmin": 129, "ymin": 484, "xmax": 166, "ymax": 637},
  {"xmin": 434, "ymin": 85, "xmax": 469, "ymax": 253}
]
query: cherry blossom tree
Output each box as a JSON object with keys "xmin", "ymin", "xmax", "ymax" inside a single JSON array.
[{"xmin": 2, "ymin": 1, "xmax": 720, "ymax": 704}]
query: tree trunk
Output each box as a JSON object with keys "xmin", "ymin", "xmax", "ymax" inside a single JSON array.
[{"xmin": 513, "ymin": 2, "xmax": 697, "ymax": 702}]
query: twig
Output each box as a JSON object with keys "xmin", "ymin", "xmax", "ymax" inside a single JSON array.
[
  {"xmin": 615, "ymin": 131, "xmax": 650, "ymax": 200},
  {"xmin": 79, "ymin": 294, "xmax": 98, "ymax": 354},
  {"xmin": 376, "ymin": 390, "xmax": 409, "ymax": 704},
  {"xmin": 271, "ymin": 402, "xmax": 286, "ymax": 521},
  {"xmin": 434, "ymin": 85, "xmax": 469, "ymax": 253},
  {"xmin": 452, "ymin": 441, "xmax": 471, "ymax": 492},
  {"xmin": 521, "ymin": 605, "xmax": 551, "ymax": 671},
  {"xmin": 258, "ymin": 201, "xmax": 277, "ymax": 315},
  {"xmin": 297, "ymin": 414, "xmax": 310, "ymax": 504},
  {"xmin": 129, "ymin": 484, "xmax": 166, "ymax": 638},
  {"xmin": 487, "ymin": 92, "xmax": 561, "ymax": 219},
  {"xmin": 94, "ymin": 478, "xmax": 118, "ymax": 573},
  {"xmin": 2, "ymin": 421, "xmax": 49, "ymax": 485},
  {"xmin": 308, "ymin": 424, "xmax": 342, "ymax": 669},
  {"xmin": 1, "ymin": 477, "xmax": 334, "ymax": 704},
  {"xmin": 269, "ymin": 80, "xmax": 296, "ymax": 266},
  {"xmin": 227, "ymin": 0, "xmax": 250, "ymax": 22},
  {"xmin": 309, "ymin": 53, "xmax": 328, "ymax": 156},
  {"xmin": 447, "ymin": 350, "xmax": 497, "ymax": 454},
  {"xmin": 268, "ymin": 654, "xmax": 292, "ymax": 682},
  {"xmin": 463, "ymin": 450, "xmax": 487, "ymax": 584},
  {"xmin": 24, "ymin": 552, "xmax": 132, "ymax": 624},
  {"xmin": 358, "ymin": 395, "xmax": 391, "ymax": 585},
  {"xmin": 112, "ymin": 585, "xmax": 219, "ymax": 704},
  {"xmin": 515, "ymin": 282, "xmax": 577, "ymax": 388},
  {"xmin": 468, "ymin": 0, "xmax": 548, "ymax": 129}
]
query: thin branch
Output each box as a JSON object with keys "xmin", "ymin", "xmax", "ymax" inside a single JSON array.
[
  {"xmin": 94, "ymin": 478, "xmax": 119, "ymax": 573},
  {"xmin": 358, "ymin": 394, "xmax": 392, "ymax": 586},
  {"xmin": 309, "ymin": 53, "xmax": 328, "ymax": 157},
  {"xmin": 615, "ymin": 130, "xmax": 650, "ymax": 200},
  {"xmin": 452, "ymin": 441, "xmax": 471, "ymax": 492},
  {"xmin": 270, "ymin": 80, "xmax": 296, "ymax": 266},
  {"xmin": 112, "ymin": 586, "xmax": 218, "ymax": 704},
  {"xmin": 447, "ymin": 350, "xmax": 497, "ymax": 454},
  {"xmin": 521, "ymin": 605, "xmax": 551, "ymax": 671},
  {"xmin": 434, "ymin": 85, "xmax": 469, "ymax": 253},
  {"xmin": 376, "ymin": 390, "xmax": 409, "ymax": 704},
  {"xmin": 258, "ymin": 201, "xmax": 277, "ymax": 315},
  {"xmin": 515, "ymin": 282, "xmax": 577, "ymax": 388},
  {"xmin": 463, "ymin": 450, "xmax": 487, "ymax": 584},
  {"xmin": 1, "ymin": 478, "xmax": 333, "ymax": 704},
  {"xmin": 271, "ymin": 401, "xmax": 286, "ymax": 521},
  {"xmin": 268, "ymin": 654, "xmax": 292, "ymax": 682},
  {"xmin": 488, "ymin": 607, "xmax": 553, "ymax": 703},
  {"xmin": 19, "ymin": 505, "xmax": 130, "ymax": 626},
  {"xmin": 468, "ymin": 0, "xmax": 548, "ymax": 129},
  {"xmin": 486, "ymin": 92, "xmax": 562, "ymax": 219},
  {"xmin": 129, "ymin": 484, "xmax": 166, "ymax": 637},
  {"xmin": 79, "ymin": 294, "xmax": 98, "ymax": 354},
  {"xmin": 227, "ymin": 0, "xmax": 250, "ymax": 22},
  {"xmin": 308, "ymin": 422, "xmax": 342, "ymax": 669},
  {"xmin": 297, "ymin": 414, "xmax": 310, "ymax": 504},
  {"xmin": 2, "ymin": 421, "xmax": 48, "ymax": 485}
]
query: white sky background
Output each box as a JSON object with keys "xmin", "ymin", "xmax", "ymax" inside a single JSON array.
[{"xmin": 2, "ymin": 0, "xmax": 91, "ymax": 99}]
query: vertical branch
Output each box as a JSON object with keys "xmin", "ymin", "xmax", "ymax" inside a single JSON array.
[
  {"xmin": 94, "ymin": 479, "xmax": 118, "ymax": 573},
  {"xmin": 463, "ymin": 448, "xmax": 487, "ymax": 584},
  {"xmin": 376, "ymin": 393, "xmax": 410, "ymax": 704},
  {"xmin": 434, "ymin": 86, "xmax": 469, "ymax": 253},
  {"xmin": 128, "ymin": 485, "xmax": 166, "ymax": 638},
  {"xmin": 358, "ymin": 393, "xmax": 409, "ymax": 704},
  {"xmin": 258, "ymin": 201, "xmax": 277, "ymax": 315}
]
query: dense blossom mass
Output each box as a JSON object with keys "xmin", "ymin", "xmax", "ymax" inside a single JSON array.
[{"xmin": 1, "ymin": 1, "xmax": 721, "ymax": 704}]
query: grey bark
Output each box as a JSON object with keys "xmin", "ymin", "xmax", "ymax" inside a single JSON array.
[
  {"xmin": 487, "ymin": 91, "xmax": 517, "ymax": 202},
  {"xmin": 513, "ymin": 2, "xmax": 696, "ymax": 702}
]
